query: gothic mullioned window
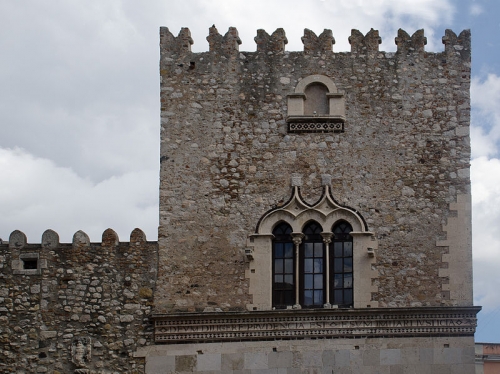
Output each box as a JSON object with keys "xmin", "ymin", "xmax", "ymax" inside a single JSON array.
[{"xmin": 249, "ymin": 183, "xmax": 377, "ymax": 311}]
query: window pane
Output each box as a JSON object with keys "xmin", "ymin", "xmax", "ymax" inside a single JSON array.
[
  {"xmin": 344, "ymin": 242, "xmax": 352, "ymax": 257},
  {"xmin": 304, "ymin": 259, "xmax": 313, "ymax": 273},
  {"xmin": 314, "ymin": 274, "xmax": 323, "ymax": 289},
  {"xmin": 344, "ymin": 258, "xmax": 353, "ymax": 272},
  {"xmin": 304, "ymin": 291, "xmax": 313, "ymax": 306},
  {"xmin": 314, "ymin": 243, "xmax": 323, "ymax": 257},
  {"xmin": 334, "ymin": 242, "xmax": 343, "ymax": 257},
  {"xmin": 344, "ymin": 274, "xmax": 353, "ymax": 288},
  {"xmin": 344, "ymin": 289, "xmax": 353, "ymax": 305},
  {"xmin": 275, "ymin": 243, "xmax": 284, "ymax": 258},
  {"xmin": 284, "ymin": 243, "xmax": 294, "ymax": 257},
  {"xmin": 314, "ymin": 290, "xmax": 323, "ymax": 305},
  {"xmin": 304, "ymin": 274, "xmax": 313, "ymax": 289},
  {"xmin": 305, "ymin": 242, "xmax": 313, "ymax": 257},
  {"xmin": 334, "ymin": 290, "xmax": 343, "ymax": 304},
  {"xmin": 334, "ymin": 274, "xmax": 343, "ymax": 288},
  {"xmin": 274, "ymin": 275, "xmax": 283, "ymax": 284},
  {"xmin": 285, "ymin": 259, "xmax": 293, "ymax": 273},
  {"xmin": 275, "ymin": 259, "xmax": 283, "ymax": 273},
  {"xmin": 284, "ymin": 291, "xmax": 294, "ymax": 304},
  {"xmin": 285, "ymin": 275, "xmax": 294, "ymax": 287},
  {"xmin": 334, "ymin": 258, "xmax": 343, "ymax": 273},
  {"xmin": 314, "ymin": 258, "xmax": 323, "ymax": 273}
]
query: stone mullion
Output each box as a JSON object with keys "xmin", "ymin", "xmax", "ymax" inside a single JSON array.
[
  {"xmin": 321, "ymin": 232, "xmax": 333, "ymax": 307},
  {"xmin": 291, "ymin": 233, "xmax": 304, "ymax": 309}
]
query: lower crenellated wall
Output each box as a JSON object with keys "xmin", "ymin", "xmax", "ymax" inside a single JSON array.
[{"xmin": 0, "ymin": 228, "xmax": 158, "ymax": 373}]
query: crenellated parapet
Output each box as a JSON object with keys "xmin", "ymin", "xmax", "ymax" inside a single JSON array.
[
  {"xmin": 255, "ymin": 28, "xmax": 288, "ymax": 53},
  {"xmin": 207, "ymin": 25, "xmax": 242, "ymax": 56},
  {"xmin": 159, "ymin": 26, "xmax": 470, "ymax": 59},
  {"xmin": 349, "ymin": 28, "xmax": 381, "ymax": 54},
  {"xmin": 301, "ymin": 28, "xmax": 335, "ymax": 54},
  {"xmin": 395, "ymin": 28, "xmax": 427, "ymax": 54},
  {"xmin": 442, "ymin": 29, "xmax": 471, "ymax": 60},
  {"xmin": 2, "ymin": 228, "xmax": 157, "ymax": 272},
  {"xmin": 159, "ymin": 27, "xmax": 193, "ymax": 56}
]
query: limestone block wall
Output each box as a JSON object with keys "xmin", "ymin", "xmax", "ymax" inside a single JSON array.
[
  {"xmin": 138, "ymin": 336, "xmax": 476, "ymax": 374},
  {"xmin": 157, "ymin": 27, "xmax": 472, "ymax": 313},
  {"xmin": 0, "ymin": 229, "xmax": 158, "ymax": 373}
]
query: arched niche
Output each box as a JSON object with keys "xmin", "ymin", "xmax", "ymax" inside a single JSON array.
[{"xmin": 287, "ymin": 75, "xmax": 345, "ymax": 133}]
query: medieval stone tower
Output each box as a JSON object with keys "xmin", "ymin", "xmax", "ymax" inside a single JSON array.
[
  {"xmin": 148, "ymin": 25, "xmax": 479, "ymax": 373},
  {"xmin": 0, "ymin": 26, "xmax": 479, "ymax": 373}
]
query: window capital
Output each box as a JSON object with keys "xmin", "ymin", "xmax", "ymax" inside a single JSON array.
[
  {"xmin": 291, "ymin": 232, "xmax": 304, "ymax": 245},
  {"xmin": 320, "ymin": 231, "xmax": 333, "ymax": 244}
]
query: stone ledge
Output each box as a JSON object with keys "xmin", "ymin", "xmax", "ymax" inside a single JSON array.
[{"xmin": 152, "ymin": 306, "xmax": 480, "ymax": 344}]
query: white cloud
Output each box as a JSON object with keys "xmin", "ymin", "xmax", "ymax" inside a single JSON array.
[
  {"xmin": 471, "ymin": 74, "xmax": 500, "ymax": 158},
  {"xmin": 471, "ymin": 156, "xmax": 500, "ymax": 310},
  {"xmin": 470, "ymin": 4, "xmax": 483, "ymax": 16},
  {"xmin": 0, "ymin": 147, "xmax": 158, "ymax": 243}
]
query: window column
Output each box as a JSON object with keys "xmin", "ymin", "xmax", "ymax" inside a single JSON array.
[
  {"xmin": 321, "ymin": 232, "xmax": 333, "ymax": 307},
  {"xmin": 291, "ymin": 232, "xmax": 304, "ymax": 309}
]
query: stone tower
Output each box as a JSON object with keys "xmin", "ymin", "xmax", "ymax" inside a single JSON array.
[{"xmin": 145, "ymin": 26, "xmax": 480, "ymax": 373}]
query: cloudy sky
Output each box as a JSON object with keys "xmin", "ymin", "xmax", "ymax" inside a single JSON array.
[{"xmin": 1, "ymin": 0, "xmax": 499, "ymax": 342}]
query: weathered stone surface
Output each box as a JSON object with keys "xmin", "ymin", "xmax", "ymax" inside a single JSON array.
[
  {"xmin": 0, "ymin": 229, "xmax": 157, "ymax": 373},
  {"xmin": 157, "ymin": 27, "xmax": 472, "ymax": 314}
]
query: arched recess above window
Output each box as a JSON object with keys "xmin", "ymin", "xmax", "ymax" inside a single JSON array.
[
  {"xmin": 287, "ymin": 74, "xmax": 345, "ymax": 133},
  {"xmin": 246, "ymin": 184, "xmax": 379, "ymax": 311}
]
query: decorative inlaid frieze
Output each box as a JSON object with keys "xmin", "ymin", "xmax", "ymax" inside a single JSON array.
[
  {"xmin": 153, "ymin": 307, "xmax": 480, "ymax": 344},
  {"xmin": 288, "ymin": 121, "xmax": 344, "ymax": 132}
]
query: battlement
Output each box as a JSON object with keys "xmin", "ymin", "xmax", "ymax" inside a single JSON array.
[
  {"xmin": 1, "ymin": 228, "xmax": 158, "ymax": 273},
  {"xmin": 160, "ymin": 26, "xmax": 470, "ymax": 58}
]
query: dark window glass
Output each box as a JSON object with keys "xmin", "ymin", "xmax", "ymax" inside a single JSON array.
[
  {"xmin": 300, "ymin": 222, "xmax": 324, "ymax": 307},
  {"xmin": 330, "ymin": 222, "xmax": 353, "ymax": 307},
  {"xmin": 22, "ymin": 259, "xmax": 38, "ymax": 270},
  {"xmin": 272, "ymin": 222, "xmax": 294, "ymax": 308}
]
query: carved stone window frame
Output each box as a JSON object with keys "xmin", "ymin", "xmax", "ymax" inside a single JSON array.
[
  {"xmin": 246, "ymin": 185, "xmax": 378, "ymax": 311},
  {"xmin": 13, "ymin": 252, "xmax": 42, "ymax": 275},
  {"xmin": 287, "ymin": 74, "xmax": 345, "ymax": 133}
]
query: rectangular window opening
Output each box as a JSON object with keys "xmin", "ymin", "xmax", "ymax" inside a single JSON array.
[{"xmin": 22, "ymin": 259, "xmax": 38, "ymax": 270}]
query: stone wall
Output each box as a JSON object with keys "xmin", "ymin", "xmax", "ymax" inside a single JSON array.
[
  {"xmin": 0, "ymin": 228, "xmax": 158, "ymax": 373},
  {"xmin": 138, "ymin": 336, "xmax": 476, "ymax": 374},
  {"xmin": 157, "ymin": 26, "xmax": 472, "ymax": 313}
]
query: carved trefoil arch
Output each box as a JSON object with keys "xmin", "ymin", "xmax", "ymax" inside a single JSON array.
[
  {"xmin": 287, "ymin": 74, "xmax": 346, "ymax": 133},
  {"xmin": 246, "ymin": 183, "xmax": 378, "ymax": 311}
]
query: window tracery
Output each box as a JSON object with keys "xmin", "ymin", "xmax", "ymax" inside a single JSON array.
[{"xmin": 247, "ymin": 182, "xmax": 378, "ymax": 311}]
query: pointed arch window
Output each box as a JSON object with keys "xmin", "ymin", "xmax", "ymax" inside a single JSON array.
[
  {"xmin": 301, "ymin": 221, "xmax": 325, "ymax": 307},
  {"xmin": 330, "ymin": 222, "xmax": 353, "ymax": 307},
  {"xmin": 251, "ymin": 184, "xmax": 377, "ymax": 311},
  {"xmin": 272, "ymin": 222, "xmax": 295, "ymax": 308}
]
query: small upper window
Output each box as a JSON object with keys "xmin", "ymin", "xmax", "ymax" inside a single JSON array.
[{"xmin": 287, "ymin": 74, "xmax": 345, "ymax": 133}]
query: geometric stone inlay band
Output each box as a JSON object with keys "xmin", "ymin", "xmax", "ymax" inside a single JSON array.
[
  {"xmin": 153, "ymin": 306, "xmax": 480, "ymax": 344},
  {"xmin": 288, "ymin": 122, "xmax": 344, "ymax": 133}
]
